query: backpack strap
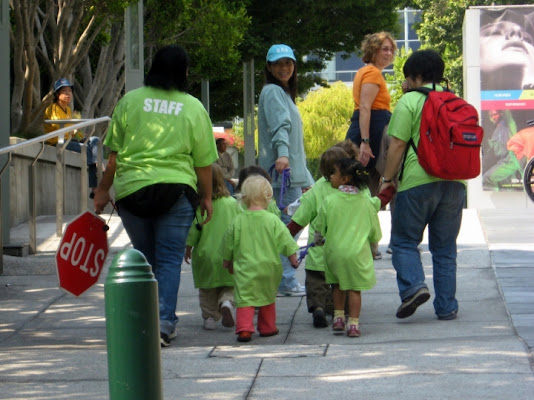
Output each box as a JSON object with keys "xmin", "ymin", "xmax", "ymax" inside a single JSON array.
[
  {"xmin": 398, "ymin": 87, "xmax": 431, "ymax": 182},
  {"xmin": 407, "ymin": 82, "xmax": 452, "ymax": 94},
  {"xmin": 398, "ymin": 138, "xmax": 418, "ymax": 182},
  {"xmin": 407, "ymin": 86, "xmax": 432, "ymax": 95}
]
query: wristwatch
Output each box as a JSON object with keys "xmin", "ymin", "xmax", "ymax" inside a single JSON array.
[
  {"xmin": 381, "ymin": 177, "xmax": 392, "ymax": 183},
  {"xmin": 361, "ymin": 138, "xmax": 370, "ymax": 144}
]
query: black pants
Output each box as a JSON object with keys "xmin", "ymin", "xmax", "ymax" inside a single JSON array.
[{"xmin": 305, "ymin": 269, "xmax": 334, "ymax": 315}]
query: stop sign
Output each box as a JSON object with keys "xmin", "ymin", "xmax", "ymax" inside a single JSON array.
[{"xmin": 56, "ymin": 211, "xmax": 109, "ymax": 296}]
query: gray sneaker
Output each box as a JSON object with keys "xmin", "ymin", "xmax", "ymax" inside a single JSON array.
[
  {"xmin": 278, "ymin": 284, "xmax": 306, "ymax": 297},
  {"xmin": 220, "ymin": 300, "xmax": 235, "ymax": 328},
  {"xmin": 203, "ymin": 317, "xmax": 216, "ymax": 330},
  {"xmin": 437, "ymin": 309, "xmax": 458, "ymax": 320},
  {"xmin": 396, "ymin": 287, "xmax": 430, "ymax": 319},
  {"xmin": 160, "ymin": 329, "xmax": 177, "ymax": 347}
]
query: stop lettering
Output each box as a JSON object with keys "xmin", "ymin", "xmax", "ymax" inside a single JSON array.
[{"xmin": 56, "ymin": 211, "xmax": 109, "ymax": 296}]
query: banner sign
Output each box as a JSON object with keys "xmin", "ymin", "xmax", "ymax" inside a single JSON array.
[{"xmin": 480, "ymin": 7, "xmax": 534, "ymax": 191}]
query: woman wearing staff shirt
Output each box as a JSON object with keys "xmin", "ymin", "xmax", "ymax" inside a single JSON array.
[{"xmin": 93, "ymin": 45, "xmax": 218, "ymax": 347}]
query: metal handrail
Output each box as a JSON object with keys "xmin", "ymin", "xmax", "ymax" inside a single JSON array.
[
  {"xmin": 0, "ymin": 118, "xmax": 109, "ymax": 156},
  {"xmin": 0, "ymin": 117, "xmax": 110, "ymax": 274}
]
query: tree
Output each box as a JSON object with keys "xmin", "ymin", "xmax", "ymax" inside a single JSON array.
[
  {"xmin": 10, "ymin": 0, "xmax": 135, "ymax": 133},
  {"xmin": 385, "ymin": 46, "xmax": 413, "ymax": 109},
  {"xmin": 10, "ymin": 0, "xmax": 135, "ymax": 136},
  {"xmin": 143, "ymin": 0, "xmax": 249, "ymax": 81},
  {"xmin": 193, "ymin": 0, "xmax": 405, "ymax": 121},
  {"xmin": 298, "ymin": 82, "xmax": 353, "ymax": 160},
  {"xmin": 295, "ymin": 82, "xmax": 354, "ymax": 179},
  {"xmin": 11, "ymin": 1, "xmax": 403, "ymax": 137},
  {"xmin": 10, "ymin": 0, "xmax": 249, "ymax": 137}
]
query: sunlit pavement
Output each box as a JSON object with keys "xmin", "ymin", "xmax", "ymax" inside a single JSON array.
[{"xmin": 0, "ymin": 209, "xmax": 533, "ymax": 399}]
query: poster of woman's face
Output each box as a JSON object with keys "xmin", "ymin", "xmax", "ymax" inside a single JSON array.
[
  {"xmin": 480, "ymin": 21, "xmax": 533, "ymax": 84},
  {"xmin": 480, "ymin": 8, "xmax": 534, "ymax": 192}
]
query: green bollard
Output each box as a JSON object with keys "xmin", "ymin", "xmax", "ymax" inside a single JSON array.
[{"xmin": 105, "ymin": 249, "xmax": 163, "ymax": 400}]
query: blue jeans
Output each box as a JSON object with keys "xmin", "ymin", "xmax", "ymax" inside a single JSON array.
[
  {"xmin": 345, "ymin": 109, "xmax": 391, "ymax": 170},
  {"xmin": 225, "ymin": 180, "xmax": 235, "ymax": 195},
  {"xmin": 119, "ymin": 195, "xmax": 195, "ymax": 335},
  {"xmin": 391, "ymin": 181, "xmax": 464, "ymax": 317},
  {"xmin": 273, "ymin": 186, "xmax": 303, "ymax": 291},
  {"xmin": 66, "ymin": 136, "xmax": 100, "ymax": 187},
  {"xmin": 66, "ymin": 136, "xmax": 99, "ymax": 165}
]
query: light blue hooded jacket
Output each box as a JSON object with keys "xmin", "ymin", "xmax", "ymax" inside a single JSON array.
[{"xmin": 258, "ymin": 84, "xmax": 314, "ymax": 188}]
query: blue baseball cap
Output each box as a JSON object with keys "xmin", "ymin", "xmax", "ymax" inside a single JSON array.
[
  {"xmin": 266, "ymin": 44, "xmax": 296, "ymax": 63},
  {"xmin": 54, "ymin": 78, "xmax": 74, "ymax": 93}
]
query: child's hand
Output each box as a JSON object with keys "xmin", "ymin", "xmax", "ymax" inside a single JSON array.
[
  {"xmin": 223, "ymin": 260, "xmax": 234, "ymax": 274},
  {"xmin": 288, "ymin": 253, "xmax": 299, "ymax": 269},
  {"xmin": 184, "ymin": 246, "xmax": 192, "ymax": 264},
  {"xmin": 377, "ymin": 185, "xmax": 397, "ymax": 208},
  {"xmin": 313, "ymin": 231, "xmax": 325, "ymax": 246}
]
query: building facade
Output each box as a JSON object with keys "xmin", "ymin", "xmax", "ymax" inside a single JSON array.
[{"xmin": 319, "ymin": 8, "xmax": 422, "ymax": 84}]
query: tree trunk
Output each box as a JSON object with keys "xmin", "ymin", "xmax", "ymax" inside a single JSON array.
[{"xmin": 10, "ymin": 0, "xmax": 124, "ymax": 137}]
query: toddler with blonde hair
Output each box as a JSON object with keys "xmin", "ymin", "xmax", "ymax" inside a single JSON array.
[{"xmin": 222, "ymin": 175, "xmax": 299, "ymax": 342}]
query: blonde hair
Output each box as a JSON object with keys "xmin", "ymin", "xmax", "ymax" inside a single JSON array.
[
  {"xmin": 361, "ymin": 32, "xmax": 397, "ymax": 64},
  {"xmin": 211, "ymin": 163, "xmax": 230, "ymax": 199},
  {"xmin": 240, "ymin": 175, "xmax": 273, "ymax": 209}
]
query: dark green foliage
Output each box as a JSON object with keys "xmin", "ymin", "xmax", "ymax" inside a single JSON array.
[{"xmin": 193, "ymin": 0, "xmax": 404, "ymax": 121}]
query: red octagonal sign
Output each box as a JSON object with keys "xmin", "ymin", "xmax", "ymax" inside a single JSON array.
[{"xmin": 56, "ymin": 211, "xmax": 109, "ymax": 296}]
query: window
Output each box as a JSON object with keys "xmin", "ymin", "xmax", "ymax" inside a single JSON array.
[{"xmin": 318, "ymin": 8, "xmax": 422, "ymax": 83}]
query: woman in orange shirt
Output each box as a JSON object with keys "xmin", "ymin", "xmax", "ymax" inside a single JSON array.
[{"xmin": 346, "ymin": 32, "xmax": 396, "ymax": 196}]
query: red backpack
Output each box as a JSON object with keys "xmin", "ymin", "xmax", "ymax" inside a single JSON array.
[{"xmin": 401, "ymin": 87, "xmax": 484, "ymax": 181}]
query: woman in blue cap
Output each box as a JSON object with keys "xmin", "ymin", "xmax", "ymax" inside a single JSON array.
[
  {"xmin": 44, "ymin": 78, "xmax": 101, "ymax": 190},
  {"xmin": 258, "ymin": 44, "xmax": 314, "ymax": 297}
]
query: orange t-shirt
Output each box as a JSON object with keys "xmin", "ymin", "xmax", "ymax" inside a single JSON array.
[{"xmin": 352, "ymin": 64, "xmax": 391, "ymax": 111}]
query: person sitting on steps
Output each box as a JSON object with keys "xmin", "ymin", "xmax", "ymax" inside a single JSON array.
[{"xmin": 44, "ymin": 78, "xmax": 101, "ymax": 191}]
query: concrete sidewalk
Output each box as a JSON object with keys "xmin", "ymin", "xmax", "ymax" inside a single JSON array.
[{"xmin": 0, "ymin": 209, "xmax": 533, "ymax": 399}]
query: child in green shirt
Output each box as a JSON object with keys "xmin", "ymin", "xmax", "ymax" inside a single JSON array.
[
  {"xmin": 184, "ymin": 163, "xmax": 242, "ymax": 330},
  {"xmin": 222, "ymin": 175, "xmax": 299, "ymax": 342},
  {"xmin": 314, "ymin": 158, "xmax": 383, "ymax": 338},
  {"xmin": 287, "ymin": 142, "xmax": 395, "ymax": 329},
  {"xmin": 287, "ymin": 146, "xmax": 349, "ymax": 328}
]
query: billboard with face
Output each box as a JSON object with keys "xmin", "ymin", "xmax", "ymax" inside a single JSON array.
[{"xmin": 480, "ymin": 8, "xmax": 534, "ymax": 191}]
